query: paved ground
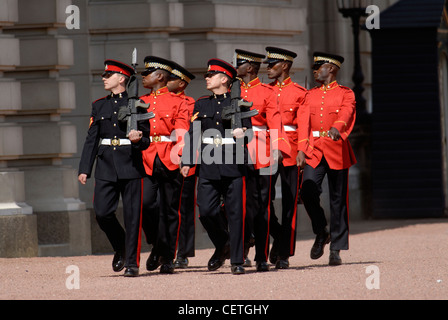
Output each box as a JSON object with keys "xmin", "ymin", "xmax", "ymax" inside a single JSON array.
[{"xmin": 0, "ymin": 218, "xmax": 447, "ymax": 305}]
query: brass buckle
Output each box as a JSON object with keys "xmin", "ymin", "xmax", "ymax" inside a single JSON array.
[
  {"xmin": 213, "ymin": 137, "xmax": 222, "ymax": 147},
  {"xmin": 111, "ymin": 138, "xmax": 120, "ymax": 146},
  {"xmin": 153, "ymin": 136, "xmax": 161, "ymax": 142},
  {"xmin": 319, "ymin": 131, "xmax": 328, "ymax": 138}
]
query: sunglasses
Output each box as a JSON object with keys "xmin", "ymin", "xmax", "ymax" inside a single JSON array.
[
  {"xmin": 141, "ymin": 69, "xmax": 156, "ymax": 77},
  {"xmin": 102, "ymin": 72, "xmax": 116, "ymax": 79},
  {"xmin": 204, "ymin": 72, "xmax": 221, "ymax": 79}
]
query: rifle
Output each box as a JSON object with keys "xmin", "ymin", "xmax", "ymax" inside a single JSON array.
[
  {"xmin": 118, "ymin": 48, "xmax": 155, "ymax": 137},
  {"xmin": 221, "ymin": 78, "xmax": 258, "ymax": 130}
]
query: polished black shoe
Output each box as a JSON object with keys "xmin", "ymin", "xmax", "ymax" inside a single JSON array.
[
  {"xmin": 112, "ymin": 251, "xmax": 125, "ymax": 272},
  {"xmin": 243, "ymin": 256, "xmax": 252, "ymax": 267},
  {"xmin": 174, "ymin": 257, "xmax": 189, "ymax": 269},
  {"xmin": 207, "ymin": 245, "xmax": 230, "ymax": 271},
  {"xmin": 160, "ymin": 260, "xmax": 175, "ymax": 274},
  {"xmin": 231, "ymin": 264, "xmax": 245, "ymax": 275},
  {"xmin": 269, "ymin": 241, "xmax": 279, "ymax": 264},
  {"xmin": 329, "ymin": 250, "xmax": 342, "ymax": 266},
  {"xmin": 123, "ymin": 267, "xmax": 139, "ymax": 277},
  {"xmin": 146, "ymin": 250, "xmax": 161, "ymax": 271},
  {"xmin": 275, "ymin": 258, "xmax": 289, "ymax": 269},
  {"xmin": 256, "ymin": 261, "xmax": 270, "ymax": 272},
  {"xmin": 310, "ymin": 229, "xmax": 330, "ymax": 260}
]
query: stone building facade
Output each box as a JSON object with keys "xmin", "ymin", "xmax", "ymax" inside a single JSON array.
[{"xmin": 0, "ymin": 0, "xmax": 397, "ymax": 257}]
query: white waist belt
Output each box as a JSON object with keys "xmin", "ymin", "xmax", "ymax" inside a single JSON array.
[
  {"xmin": 284, "ymin": 125, "xmax": 297, "ymax": 132},
  {"xmin": 203, "ymin": 137, "xmax": 236, "ymax": 145},
  {"xmin": 252, "ymin": 125, "xmax": 267, "ymax": 132},
  {"xmin": 101, "ymin": 138, "xmax": 131, "ymax": 146},
  {"xmin": 313, "ymin": 131, "xmax": 329, "ymax": 138},
  {"xmin": 150, "ymin": 135, "xmax": 173, "ymax": 143}
]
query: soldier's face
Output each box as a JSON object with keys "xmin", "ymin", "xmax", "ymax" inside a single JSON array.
[
  {"xmin": 236, "ymin": 62, "xmax": 249, "ymax": 77},
  {"xmin": 313, "ymin": 64, "xmax": 330, "ymax": 83},
  {"xmin": 205, "ymin": 73, "xmax": 225, "ymax": 91},
  {"xmin": 167, "ymin": 78, "xmax": 185, "ymax": 93},
  {"xmin": 141, "ymin": 70, "xmax": 157, "ymax": 89},
  {"xmin": 102, "ymin": 73, "xmax": 123, "ymax": 91},
  {"xmin": 266, "ymin": 61, "xmax": 284, "ymax": 79}
]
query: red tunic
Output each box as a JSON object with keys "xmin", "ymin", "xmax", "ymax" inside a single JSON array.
[
  {"xmin": 268, "ymin": 77, "xmax": 313, "ymax": 166},
  {"xmin": 306, "ymin": 81, "xmax": 357, "ymax": 170},
  {"xmin": 174, "ymin": 90, "xmax": 196, "ymax": 177},
  {"xmin": 140, "ymin": 86, "xmax": 190, "ymax": 175},
  {"xmin": 241, "ymin": 77, "xmax": 291, "ymax": 169}
]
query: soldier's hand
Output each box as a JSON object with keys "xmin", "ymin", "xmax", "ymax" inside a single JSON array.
[
  {"xmin": 78, "ymin": 174, "xmax": 87, "ymax": 185},
  {"xmin": 296, "ymin": 151, "xmax": 306, "ymax": 169},
  {"xmin": 129, "ymin": 129, "xmax": 143, "ymax": 143},
  {"xmin": 232, "ymin": 128, "xmax": 245, "ymax": 139},
  {"xmin": 180, "ymin": 166, "xmax": 190, "ymax": 178},
  {"xmin": 328, "ymin": 127, "xmax": 341, "ymax": 141}
]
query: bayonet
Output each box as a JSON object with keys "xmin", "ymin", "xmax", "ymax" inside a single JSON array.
[{"xmin": 118, "ymin": 48, "xmax": 154, "ymax": 137}]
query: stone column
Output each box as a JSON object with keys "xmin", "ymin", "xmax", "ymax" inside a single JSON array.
[
  {"xmin": 2, "ymin": 0, "xmax": 91, "ymax": 257},
  {"xmin": 0, "ymin": 0, "xmax": 38, "ymax": 257}
]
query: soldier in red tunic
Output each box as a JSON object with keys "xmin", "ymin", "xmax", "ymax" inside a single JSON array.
[
  {"xmin": 263, "ymin": 47, "xmax": 313, "ymax": 269},
  {"xmin": 166, "ymin": 61, "xmax": 197, "ymax": 269},
  {"xmin": 300, "ymin": 52, "xmax": 357, "ymax": 266},
  {"xmin": 139, "ymin": 56, "xmax": 190, "ymax": 274},
  {"xmin": 234, "ymin": 49, "xmax": 291, "ymax": 271}
]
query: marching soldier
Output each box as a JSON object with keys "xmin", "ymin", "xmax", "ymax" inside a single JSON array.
[
  {"xmin": 234, "ymin": 49, "xmax": 290, "ymax": 271},
  {"xmin": 180, "ymin": 58, "xmax": 252, "ymax": 275},
  {"xmin": 300, "ymin": 52, "xmax": 356, "ymax": 266},
  {"xmin": 140, "ymin": 56, "xmax": 190, "ymax": 274},
  {"xmin": 264, "ymin": 47, "xmax": 313, "ymax": 269},
  {"xmin": 78, "ymin": 59, "xmax": 150, "ymax": 277},
  {"xmin": 166, "ymin": 61, "xmax": 197, "ymax": 269}
]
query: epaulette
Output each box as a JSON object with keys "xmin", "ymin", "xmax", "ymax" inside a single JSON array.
[
  {"xmin": 338, "ymin": 85, "xmax": 352, "ymax": 91},
  {"xmin": 92, "ymin": 96, "xmax": 108, "ymax": 104},
  {"xmin": 196, "ymin": 95, "xmax": 210, "ymax": 101},
  {"xmin": 292, "ymin": 82, "xmax": 307, "ymax": 91}
]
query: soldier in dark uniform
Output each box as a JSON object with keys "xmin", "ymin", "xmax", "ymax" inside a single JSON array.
[
  {"xmin": 78, "ymin": 59, "xmax": 150, "ymax": 277},
  {"xmin": 180, "ymin": 59, "xmax": 252, "ymax": 275}
]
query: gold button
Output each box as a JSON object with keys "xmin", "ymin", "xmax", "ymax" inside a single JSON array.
[
  {"xmin": 320, "ymin": 114, "xmax": 323, "ymax": 117},
  {"xmin": 321, "ymin": 108, "xmax": 324, "ymax": 111},
  {"xmin": 216, "ymin": 122, "xmax": 219, "ymax": 125}
]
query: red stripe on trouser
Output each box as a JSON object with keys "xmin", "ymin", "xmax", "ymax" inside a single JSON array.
[
  {"xmin": 174, "ymin": 177, "xmax": 185, "ymax": 257},
  {"xmin": 242, "ymin": 176, "xmax": 246, "ymax": 262},
  {"xmin": 265, "ymin": 172, "xmax": 272, "ymax": 260},
  {"xmin": 136, "ymin": 178, "xmax": 144, "ymax": 267},
  {"xmin": 289, "ymin": 170, "xmax": 300, "ymax": 255},
  {"xmin": 346, "ymin": 168, "xmax": 350, "ymax": 248}
]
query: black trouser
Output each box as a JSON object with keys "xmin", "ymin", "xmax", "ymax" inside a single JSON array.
[
  {"xmin": 269, "ymin": 163, "xmax": 299, "ymax": 258},
  {"xmin": 142, "ymin": 156, "xmax": 182, "ymax": 263},
  {"xmin": 197, "ymin": 176, "xmax": 244, "ymax": 265},
  {"xmin": 177, "ymin": 175, "xmax": 197, "ymax": 258},
  {"xmin": 300, "ymin": 157, "xmax": 349, "ymax": 250},
  {"xmin": 245, "ymin": 165, "xmax": 272, "ymax": 263},
  {"xmin": 94, "ymin": 178, "xmax": 143, "ymax": 268}
]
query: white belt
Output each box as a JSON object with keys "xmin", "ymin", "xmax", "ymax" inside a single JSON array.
[
  {"xmin": 284, "ymin": 125, "xmax": 297, "ymax": 132},
  {"xmin": 252, "ymin": 125, "xmax": 267, "ymax": 132},
  {"xmin": 101, "ymin": 138, "xmax": 131, "ymax": 146},
  {"xmin": 150, "ymin": 135, "xmax": 173, "ymax": 143},
  {"xmin": 203, "ymin": 137, "xmax": 235, "ymax": 146},
  {"xmin": 313, "ymin": 131, "xmax": 330, "ymax": 138}
]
